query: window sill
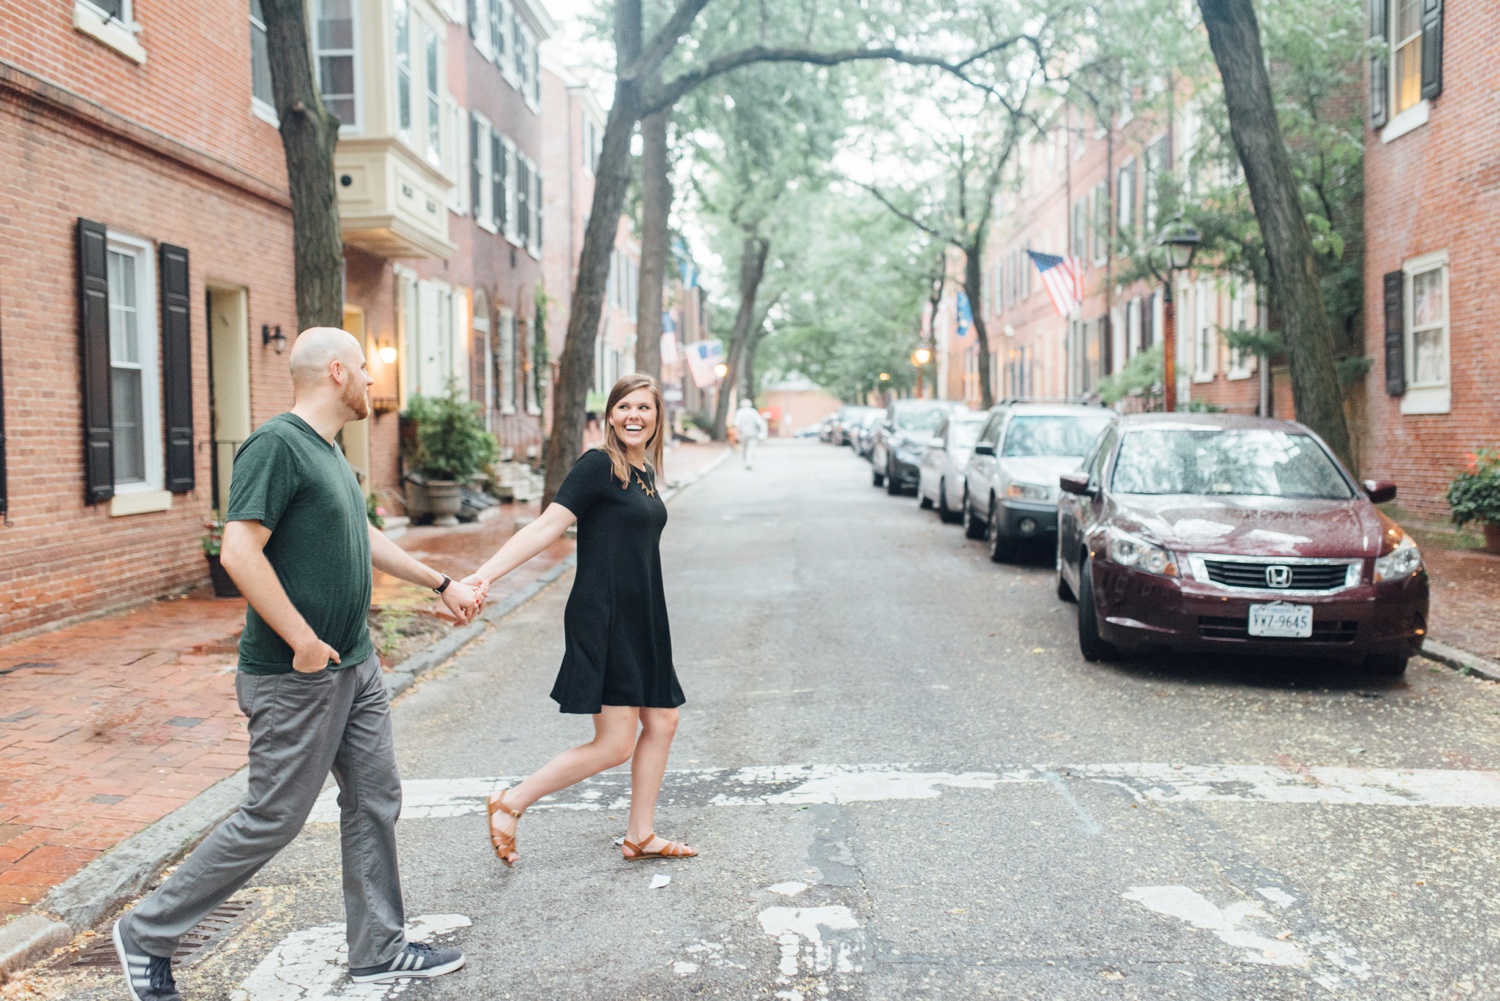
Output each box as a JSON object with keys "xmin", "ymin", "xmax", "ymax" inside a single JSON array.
[
  {"xmin": 1399, "ymin": 385, "xmax": 1450, "ymax": 415},
  {"xmin": 1381, "ymin": 101, "xmax": 1429, "ymax": 144},
  {"xmin": 500, "ymin": 406, "xmax": 517, "ymax": 416},
  {"xmin": 1192, "ymin": 373, "xmax": 1216, "ymax": 384},
  {"xmin": 110, "ymin": 489, "xmax": 172, "ymax": 517},
  {"xmin": 1226, "ymin": 369, "xmax": 1253, "ymax": 381},
  {"xmin": 74, "ymin": 3, "xmax": 145, "ymax": 64},
  {"xmin": 251, "ymin": 99, "xmax": 279, "ymax": 127},
  {"xmin": 526, "ymin": 405, "xmax": 542, "ymax": 416}
]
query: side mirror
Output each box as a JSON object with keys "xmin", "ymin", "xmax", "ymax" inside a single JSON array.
[
  {"xmin": 1364, "ymin": 479, "xmax": 1397, "ymax": 504},
  {"xmin": 1059, "ymin": 471, "xmax": 1094, "ymax": 496},
  {"xmin": 927, "ymin": 437, "xmax": 944, "ymax": 449},
  {"xmin": 974, "ymin": 442, "xmax": 996, "ymax": 457}
]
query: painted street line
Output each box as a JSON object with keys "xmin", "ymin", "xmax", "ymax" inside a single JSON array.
[
  {"xmin": 305, "ymin": 761, "xmax": 1500, "ymax": 824},
  {"xmin": 228, "ymin": 914, "xmax": 470, "ymax": 1001},
  {"xmin": 1125, "ymin": 885, "xmax": 1370, "ymax": 993}
]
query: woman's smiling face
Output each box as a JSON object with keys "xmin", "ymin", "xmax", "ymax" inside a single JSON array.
[{"xmin": 610, "ymin": 388, "xmax": 657, "ymax": 452}]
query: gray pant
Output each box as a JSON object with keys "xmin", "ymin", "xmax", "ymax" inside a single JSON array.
[{"xmin": 127, "ymin": 653, "xmax": 405, "ymax": 968}]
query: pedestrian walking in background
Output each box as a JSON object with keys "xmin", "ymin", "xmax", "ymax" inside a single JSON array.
[
  {"xmin": 463, "ymin": 373, "xmax": 697, "ymax": 867},
  {"xmin": 733, "ymin": 398, "xmax": 768, "ymax": 470},
  {"xmin": 114, "ymin": 328, "xmax": 482, "ymax": 1001}
]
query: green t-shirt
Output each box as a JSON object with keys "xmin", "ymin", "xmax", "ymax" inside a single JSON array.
[{"xmin": 226, "ymin": 413, "xmax": 374, "ymax": 675}]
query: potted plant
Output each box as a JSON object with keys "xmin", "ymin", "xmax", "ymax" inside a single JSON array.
[
  {"xmin": 1447, "ymin": 449, "xmax": 1500, "ymax": 554},
  {"xmin": 201, "ymin": 520, "xmax": 240, "ymax": 598},
  {"xmin": 401, "ymin": 382, "xmax": 498, "ymax": 526}
]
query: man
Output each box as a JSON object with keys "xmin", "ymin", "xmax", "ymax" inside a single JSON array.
[
  {"xmin": 114, "ymin": 328, "xmax": 483, "ymax": 1001},
  {"xmin": 732, "ymin": 398, "xmax": 768, "ymax": 470}
]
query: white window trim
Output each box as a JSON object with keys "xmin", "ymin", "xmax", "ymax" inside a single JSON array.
[
  {"xmin": 313, "ymin": 0, "xmax": 362, "ymax": 135},
  {"xmin": 422, "ymin": 19, "xmax": 443, "ymax": 169},
  {"xmin": 74, "ymin": 0, "xmax": 145, "ymax": 64},
  {"xmin": 498, "ymin": 307, "xmax": 517, "ymax": 415},
  {"xmin": 527, "ymin": 154, "xmax": 542, "ymax": 258},
  {"xmin": 106, "ymin": 230, "xmax": 164, "ymax": 498},
  {"xmin": 1192, "ymin": 280, "xmax": 1216, "ymax": 382},
  {"xmin": 249, "ymin": 1, "xmax": 278, "ymax": 124},
  {"xmin": 472, "ymin": 113, "xmax": 496, "ymax": 233},
  {"xmin": 491, "ymin": 0, "xmax": 512, "ymax": 78},
  {"xmin": 501, "ymin": 136, "xmax": 519, "ymax": 244},
  {"xmin": 1400, "ymin": 249, "xmax": 1450, "ymax": 415},
  {"xmin": 446, "ymin": 99, "xmax": 467, "ymax": 215},
  {"xmin": 1381, "ymin": 99, "xmax": 1429, "ymax": 144}
]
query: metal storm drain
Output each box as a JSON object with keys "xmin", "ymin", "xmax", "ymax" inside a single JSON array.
[{"xmin": 66, "ymin": 900, "xmax": 256, "ymax": 969}]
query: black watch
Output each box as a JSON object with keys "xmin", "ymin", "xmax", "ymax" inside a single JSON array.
[{"xmin": 433, "ymin": 574, "xmax": 452, "ymax": 595}]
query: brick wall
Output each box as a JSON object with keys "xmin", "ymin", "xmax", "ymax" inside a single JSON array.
[{"xmin": 1361, "ymin": 1, "xmax": 1500, "ymax": 521}]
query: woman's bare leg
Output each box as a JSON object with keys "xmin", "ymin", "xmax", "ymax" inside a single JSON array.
[
  {"xmin": 625, "ymin": 708, "xmax": 691, "ymax": 854},
  {"xmin": 488, "ymin": 706, "xmax": 639, "ymax": 863}
]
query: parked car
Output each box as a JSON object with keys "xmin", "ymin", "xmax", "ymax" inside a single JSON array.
[
  {"xmin": 1055, "ymin": 413, "xmax": 1429, "ymax": 677},
  {"xmin": 962, "ymin": 403, "xmax": 1114, "ymax": 560},
  {"xmin": 835, "ymin": 406, "xmax": 881, "ymax": 446},
  {"xmin": 851, "ymin": 410, "xmax": 885, "ymax": 458},
  {"xmin": 871, "ymin": 400, "xmax": 961, "ymax": 493},
  {"xmin": 918, "ymin": 409, "xmax": 988, "ymax": 523}
]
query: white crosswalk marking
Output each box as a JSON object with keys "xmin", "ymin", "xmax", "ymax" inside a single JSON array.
[{"xmin": 229, "ymin": 915, "xmax": 470, "ymax": 1001}]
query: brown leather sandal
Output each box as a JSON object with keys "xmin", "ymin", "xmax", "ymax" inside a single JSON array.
[
  {"xmin": 621, "ymin": 833, "xmax": 698, "ymax": 861},
  {"xmin": 487, "ymin": 790, "xmax": 523, "ymax": 866}
]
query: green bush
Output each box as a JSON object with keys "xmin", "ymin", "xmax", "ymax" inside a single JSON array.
[
  {"xmin": 1447, "ymin": 449, "xmax": 1500, "ymax": 529},
  {"xmin": 401, "ymin": 381, "xmax": 498, "ymax": 483}
]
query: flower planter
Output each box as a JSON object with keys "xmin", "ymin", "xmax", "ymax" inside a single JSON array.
[
  {"xmin": 1484, "ymin": 523, "xmax": 1500, "ymax": 556},
  {"xmin": 426, "ymin": 480, "xmax": 463, "ymax": 527},
  {"xmin": 205, "ymin": 553, "xmax": 240, "ymax": 598}
]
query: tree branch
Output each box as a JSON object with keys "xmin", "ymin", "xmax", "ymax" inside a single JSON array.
[
  {"xmin": 623, "ymin": 0, "xmax": 714, "ymax": 84},
  {"xmin": 856, "ymin": 181, "xmax": 958, "ymax": 247}
]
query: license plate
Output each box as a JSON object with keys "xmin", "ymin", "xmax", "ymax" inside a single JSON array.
[{"xmin": 1248, "ymin": 602, "xmax": 1313, "ymax": 638}]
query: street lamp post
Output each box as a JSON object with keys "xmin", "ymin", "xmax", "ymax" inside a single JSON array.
[
  {"xmin": 911, "ymin": 346, "xmax": 933, "ymax": 399},
  {"xmin": 1152, "ymin": 219, "xmax": 1201, "ymax": 413}
]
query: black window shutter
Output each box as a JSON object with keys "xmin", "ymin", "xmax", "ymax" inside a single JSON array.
[
  {"xmin": 1369, "ymin": 0, "xmax": 1389, "ymax": 128},
  {"xmin": 517, "ymin": 159, "xmax": 530, "ymax": 244},
  {"xmin": 535, "ymin": 174, "xmax": 542, "ymax": 249},
  {"xmin": 466, "ymin": 0, "xmax": 477, "ymax": 39},
  {"xmin": 1420, "ymin": 0, "xmax": 1443, "ymax": 99},
  {"xmin": 1383, "ymin": 270, "xmax": 1405, "ymax": 396},
  {"xmin": 78, "ymin": 218, "xmax": 114, "ymax": 504},
  {"xmin": 492, "ymin": 134, "xmax": 506, "ymax": 232},
  {"xmin": 160, "ymin": 243, "xmax": 194, "ymax": 493},
  {"xmin": 470, "ymin": 117, "xmax": 483, "ymax": 221}
]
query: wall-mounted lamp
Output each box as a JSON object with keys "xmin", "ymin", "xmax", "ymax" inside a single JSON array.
[
  {"xmin": 713, "ymin": 362, "xmax": 729, "ymax": 380},
  {"xmin": 377, "ymin": 341, "xmax": 398, "ymax": 365},
  {"xmin": 262, "ymin": 324, "xmax": 287, "ymax": 354}
]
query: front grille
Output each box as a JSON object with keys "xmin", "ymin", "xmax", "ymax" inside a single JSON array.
[
  {"xmin": 1201, "ymin": 559, "xmax": 1352, "ymax": 592},
  {"xmin": 1198, "ymin": 616, "xmax": 1359, "ymax": 643}
]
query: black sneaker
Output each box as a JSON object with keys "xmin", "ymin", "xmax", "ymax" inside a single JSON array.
[
  {"xmin": 349, "ymin": 941, "xmax": 466, "ymax": 983},
  {"xmin": 113, "ymin": 918, "xmax": 181, "ymax": 1001}
]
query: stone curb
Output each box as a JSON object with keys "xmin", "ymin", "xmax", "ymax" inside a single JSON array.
[
  {"xmin": 1422, "ymin": 638, "xmax": 1500, "ymax": 683},
  {"xmin": 1, "ymin": 449, "xmax": 729, "ymax": 981}
]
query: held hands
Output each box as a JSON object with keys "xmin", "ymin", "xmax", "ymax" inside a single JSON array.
[
  {"xmin": 292, "ymin": 635, "xmax": 341, "ymax": 674},
  {"xmin": 439, "ymin": 579, "xmax": 484, "ymax": 626}
]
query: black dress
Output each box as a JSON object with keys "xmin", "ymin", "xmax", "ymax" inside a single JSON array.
[{"xmin": 549, "ymin": 449, "xmax": 685, "ymax": 714}]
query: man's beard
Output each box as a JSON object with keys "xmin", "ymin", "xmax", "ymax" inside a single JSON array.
[{"xmin": 343, "ymin": 378, "xmax": 370, "ymax": 420}]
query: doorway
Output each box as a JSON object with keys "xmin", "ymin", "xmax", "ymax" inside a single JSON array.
[
  {"xmin": 340, "ymin": 304, "xmax": 372, "ymax": 495},
  {"xmin": 206, "ymin": 285, "xmax": 251, "ymax": 517}
]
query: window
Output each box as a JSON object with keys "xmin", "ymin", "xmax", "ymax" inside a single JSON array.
[
  {"xmin": 1070, "ymin": 196, "xmax": 1088, "ymax": 261},
  {"xmin": 1193, "ymin": 280, "xmax": 1215, "ymax": 380},
  {"xmin": 446, "ymin": 100, "xmax": 466, "ymax": 213},
  {"xmin": 249, "ymin": 0, "xmax": 274, "ymax": 114},
  {"xmin": 512, "ymin": 13, "xmax": 527, "ymax": 88},
  {"xmin": 106, "ymin": 234, "xmax": 161, "ymax": 491},
  {"xmin": 472, "ymin": 114, "xmax": 494, "ymax": 228},
  {"xmin": 1143, "ymin": 135, "xmax": 1168, "ymax": 234},
  {"xmin": 582, "ymin": 114, "xmax": 600, "ymax": 174},
  {"xmin": 1401, "ymin": 253, "xmax": 1448, "ymax": 414},
  {"xmin": 471, "ymin": 0, "xmax": 490, "ymax": 57},
  {"xmin": 516, "ymin": 155, "xmax": 530, "ymax": 247},
  {"xmin": 424, "ymin": 22, "xmax": 442, "ymax": 167},
  {"xmin": 1090, "ymin": 181, "xmax": 1108, "ymax": 263},
  {"xmin": 489, "ymin": 0, "xmax": 507, "ymax": 65},
  {"xmin": 530, "ymin": 165, "xmax": 542, "ymax": 254},
  {"xmin": 473, "ymin": 291, "xmax": 492, "ymax": 428},
  {"xmin": 1116, "ymin": 159, "xmax": 1136, "ymax": 238},
  {"xmin": 1392, "ymin": 0, "xmax": 1422, "ymax": 116},
  {"xmin": 502, "ymin": 138, "xmax": 518, "ymax": 242},
  {"xmin": 73, "ymin": 0, "xmax": 144, "ymax": 63},
  {"xmin": 1127, "ymin": 297, "xmax": 1142, "ymax": 359},
  {"xmin": 493, "ymin": 134, "xmax": 510, "ymax": 234},
  {"xmin": 498, "ymin": 307, "xmax": 516, "ymax": 413},
  {"xmin": 1227, "ymin": 283, "xmax": 1254, "ymax": 378},
  {"xmin": 313, "ymin": 0, "xmax": 358, "ymax": 129},
  {"xmin": 394, "ymin": 0, "xmax": 412, "ymax": 143}
]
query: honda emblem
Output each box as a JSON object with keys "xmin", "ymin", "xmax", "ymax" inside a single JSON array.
[{"xmin": 1265, "ymin": 565, "xmax": 1293, "ymax": 588}]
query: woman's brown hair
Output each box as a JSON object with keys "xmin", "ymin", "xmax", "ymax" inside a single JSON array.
[{"xmin": 600, "ymin": 373, "xmax": 666, "ymax": 488}]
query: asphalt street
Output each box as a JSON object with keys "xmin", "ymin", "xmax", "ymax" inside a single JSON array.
[{"xmin": 41, "ymin": 441, "xmax": 1500, "ymax": 1000}]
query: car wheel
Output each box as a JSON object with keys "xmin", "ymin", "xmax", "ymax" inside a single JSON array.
[
  {"xmin": 886, "ymin": 462, "xmax": 903, "ymax": 495},
  {"xmin": 1055, "ymin": 541, "xmax": 1075, "ymax": 602},
  {"xmin": 938, "ymin": 481, "xmax": 960, "ymax": 524},
  {"xmin": 872, "ymin": 467, "xmax": 884, "ymax": 487},
  {"xmin": 962, "ymin": 490, "xmax": 987, "ymax": 539},
  {"xmin": 987, "ymin": 498, "xmax": 1016, "ymax": 563},
  {"xmin": 1076, "ymin": 556, "xmax": 1117, "ymax": 663},
  {"xmin": 1364, "ymin": 655, "xmax": 1408, "ymax": 679},
  {"xmin": 919, "ymin": 482, "xmax": 934, "ymax": 510}
]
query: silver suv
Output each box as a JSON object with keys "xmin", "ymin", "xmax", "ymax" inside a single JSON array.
[{"xmin": 962, "ymin": 402, "xmax": 1114, "ymax": 562}]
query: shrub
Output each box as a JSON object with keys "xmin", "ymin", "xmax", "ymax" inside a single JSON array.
[
  {"xmin": 401, "ymin": 381, "xmax": 498, "ymax": 483},
  {"xmin": 1447, "ymin": 449, "xmax": 1500, "ymax": 529}
]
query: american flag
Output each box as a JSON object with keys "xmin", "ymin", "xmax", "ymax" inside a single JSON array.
[
  {"xmin": 1027, "ymin": 250, "xmax": 1084, "ymax": 319},
  {"xmin": 684, "ymin": 339, "xmax": 724, "ymax": 389}
]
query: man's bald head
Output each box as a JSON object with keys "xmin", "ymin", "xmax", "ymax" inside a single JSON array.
[{"xmin": 288, "ymin": 326, "xmax": 363, "ymax": 396}]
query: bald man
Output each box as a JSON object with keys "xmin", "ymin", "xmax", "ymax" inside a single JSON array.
[{"xmin": 114, "ymin": 328, "xmax": 476, "ymax": 1001}]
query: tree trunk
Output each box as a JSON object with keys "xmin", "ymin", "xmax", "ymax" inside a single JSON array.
[
  {"xmin": 635, "ymin": 103, "xmax": 671, "ymax": 380},
  {"xmin": 711, "ymin": 235, "xmax": 771, "ymax": 440},
  {"xmin": 1197, "ymin": 0, "xmax": 1353, "ymax": 467},
  {"xmin": 261, "ymin": 0, "xmax": 344, "ymax": 332},
  {"xmin": 542, "ymin": 0, "xmax": 643, "ymax": 504},
  {"xmin": 964, "ymin": 244, "xmax": 995, "ymax": 408}
]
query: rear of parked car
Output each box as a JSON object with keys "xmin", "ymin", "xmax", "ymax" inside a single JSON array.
[
  {"xmin": 1056, "ymin": 414, "xmax": 1429, "ymax": 676},
  {"xmin": 871, "ymin": 401, "xmax": 959, "ymax": 494}
]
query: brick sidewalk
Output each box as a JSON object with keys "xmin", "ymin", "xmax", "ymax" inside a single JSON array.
[
  {"xmin": 0, "ymin": 442, "xmax": 727, "ymax": 924},
  {"xmin": 1413, "ymin": 528, "xmax": 1500, "ymax": 663}
]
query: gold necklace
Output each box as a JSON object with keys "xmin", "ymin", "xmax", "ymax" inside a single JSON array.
[{"xmin": 635, "ymin": 471, "xmax": 655, "ymax": 498}]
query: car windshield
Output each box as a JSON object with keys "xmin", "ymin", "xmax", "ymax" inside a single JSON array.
[
  {"xmin": 1110, "ymin": 428, "xmax": 1354, "ymax": 498},
  {"xmin": 949, "ymin": 420, "xmax": 983, "ymax": 450},
  {"xmin": 1002, "ymin": 415, "xmax": 1112, "ymax": 457},
  {"xmin": 896, "ymin": 408, "xmax": 951, "ymax": 432}
]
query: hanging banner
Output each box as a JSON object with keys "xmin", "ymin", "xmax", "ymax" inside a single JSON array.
[
  {"xmin": 684, "ymin": 339, "xmax": 724, "ymax": 388},
  {"xmin": 955, "ymin": 290, "xmax": 973, "ymax": 338}
]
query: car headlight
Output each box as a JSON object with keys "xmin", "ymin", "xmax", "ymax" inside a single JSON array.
[
  {"xmin": 1106, "ymin": 528, "xmax": 1178, "ymax": 577},
  {"xmin": 1374, "ymin": 531, "xmax": 1422, "ymax": 582},
  {"xmin": 1006, "ymin": 482, "xmax": 1049, "ymax": 502}
]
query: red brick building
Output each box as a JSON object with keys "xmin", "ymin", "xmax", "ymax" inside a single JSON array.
[
  {"xmin": 1361, "ymin": 0, "xmax": 1495, "ymax": 521},
  {"xmin": 0, "ymin": 0, "xmax": 297, "ymax": 637}
]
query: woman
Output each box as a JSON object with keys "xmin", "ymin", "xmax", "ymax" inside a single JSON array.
[{"xmin": 463, "ymin": 374, "xmax": 696, "ymax": 866}]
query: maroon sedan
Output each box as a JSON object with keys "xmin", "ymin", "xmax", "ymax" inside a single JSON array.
[{"xmin": 1055, "ymin": 414, "xmax": 1428, "ymax": 677}]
